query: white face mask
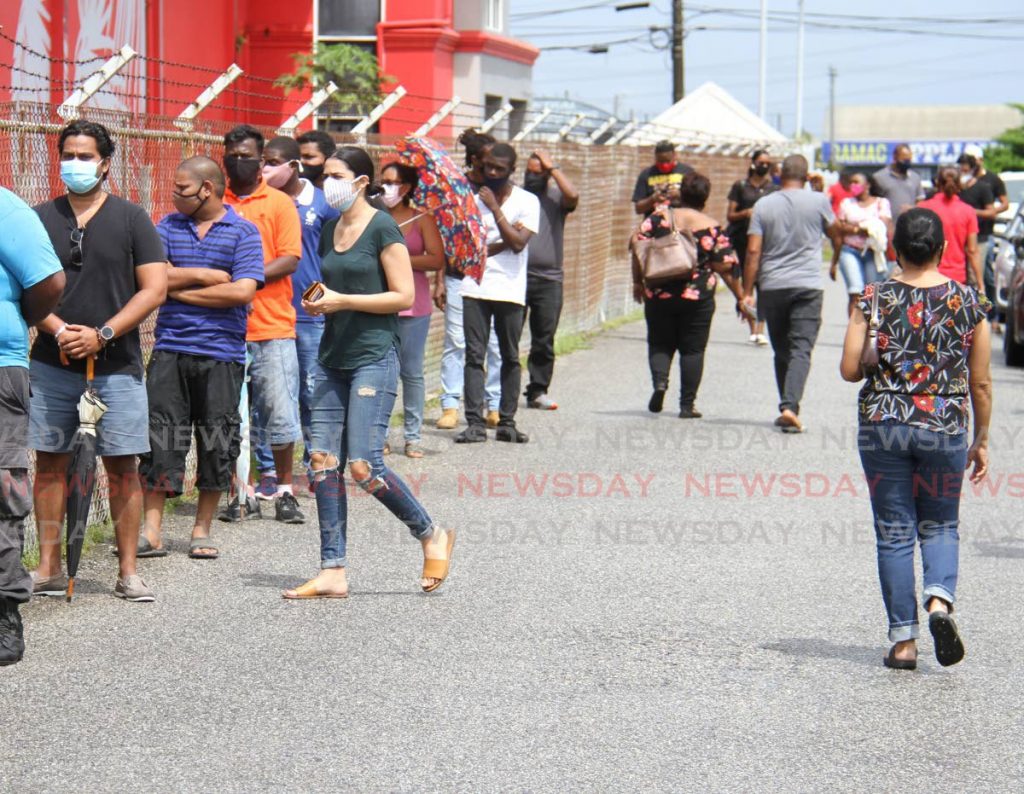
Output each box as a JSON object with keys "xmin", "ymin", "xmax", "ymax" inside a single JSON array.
[
  {"xmin": 960, "ymin": 172, "xmax": 973, "ymax": 186},
  {"xmin": 381, "ymin": 183, "xmax": 404, "ymax": 208},
  {"xmin": 324, "ymin": 176, "xmax": 364, "ymax": 212}
]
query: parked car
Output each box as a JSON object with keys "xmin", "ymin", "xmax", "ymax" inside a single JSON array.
[
  {"xmin": 989, "ymin": 206, "xmax": 1023, "ymax": 319},
  {"xmin": 994, "ymin": 171, "xmax": 1024, "ymax": 236},
  {"xmin": 1003, "ymin": 236, "xmax": 1024, "ymax": 366}
]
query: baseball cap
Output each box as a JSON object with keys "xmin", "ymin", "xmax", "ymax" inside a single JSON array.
[{"xmin": 960, "ymin": 143, "xmax": 984, "ymax": 161}]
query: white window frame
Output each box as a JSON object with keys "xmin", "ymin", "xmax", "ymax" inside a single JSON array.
[{"xmin": 485, "ymin": 0, "xmax": 503, "ymax": 32}]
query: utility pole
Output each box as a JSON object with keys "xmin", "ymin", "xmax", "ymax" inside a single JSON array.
[
  {"xmin": 828, "ymin": 66, "xmax": 838, "ymax": 170},
  {"xmin": 795, "ymin": 0, "xmax": 805, "ymax": 137},
  {"xmin": 758, "ymin": 0, "xmax": 767, "ymax": 119},
  {"xmin": 672, "ymin": 0, "xmax": 684, "ymax": 102}
]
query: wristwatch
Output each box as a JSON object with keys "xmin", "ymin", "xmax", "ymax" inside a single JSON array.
[{"xmin": 97, "ymin": 325, "xmax": 115, "ymax": 347}]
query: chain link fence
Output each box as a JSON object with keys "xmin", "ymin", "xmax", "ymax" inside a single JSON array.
[{"xmin": 1, "ymin": 101, "xmax": 750, "ymax": 547}]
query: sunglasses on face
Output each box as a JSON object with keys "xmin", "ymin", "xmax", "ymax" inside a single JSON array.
[{"xmin": 69, "ymin": 227, "xmax": 84, "ymax": 268}]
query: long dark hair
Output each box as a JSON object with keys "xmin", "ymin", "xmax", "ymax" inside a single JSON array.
[{"xmin": 382, "ymin": 162, "xmax": 419, "ymax": 207}]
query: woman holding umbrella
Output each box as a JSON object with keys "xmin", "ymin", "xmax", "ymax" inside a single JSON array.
[{"xmin": 283, "ymin": 146, "xmax": 454, "ymax": 599}]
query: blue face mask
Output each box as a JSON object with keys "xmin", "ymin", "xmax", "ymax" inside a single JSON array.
[{"xmin": 60, "ymin": 159, "xmax": 103, "ymax": 194}]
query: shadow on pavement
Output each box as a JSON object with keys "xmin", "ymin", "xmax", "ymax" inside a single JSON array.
[{"xmin": 761, "ymin": 638, "xmax": 879, "ymax": 667}]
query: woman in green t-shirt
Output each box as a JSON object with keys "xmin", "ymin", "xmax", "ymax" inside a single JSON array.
[{"xmin": 283, "ymin": 147, "xmax": 454, "ymax": 599}]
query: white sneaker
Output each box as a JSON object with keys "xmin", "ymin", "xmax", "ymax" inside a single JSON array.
[
  {"xmin": 748, "ymin": 334, "xmax": 759, "ymax": 345},
  {"xmin": 755, "ymin": 334, "xmax": 769, "ymax": 347}
]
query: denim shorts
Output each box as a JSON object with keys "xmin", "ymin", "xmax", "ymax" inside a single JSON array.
[
  {"xmin": 248, "ymin": 338, "xmax": 302, "ymax": 448},
  {"xmin": 28, "ymin": 359, "xmax": 149, "ymax": 457}
]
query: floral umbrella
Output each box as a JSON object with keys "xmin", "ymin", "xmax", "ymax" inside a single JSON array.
[{"xmin": 395, "ymin": 136, "xmax": 486, "ymax": 282}]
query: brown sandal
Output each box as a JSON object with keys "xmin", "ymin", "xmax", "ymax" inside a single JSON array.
[
  {"xmin": 421, "ymin": 529, "xmax": 456, "ymax": 593},
  {"xmin": 282, "ymin": 579, "xmax": 349, "ymax": 600}
]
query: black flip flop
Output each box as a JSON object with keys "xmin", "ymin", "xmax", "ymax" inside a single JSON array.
[
  {"xmin": 929, "ymin": 612, "xmax": 965, "ymax": 667},
  {"xmin": 189, "ymin": 537, "xmax": 219, "ymax": 560},
  {"xmin": 883, "ymin": 645, "xmax": 917, "ymax": 670},
  {"xmin": 111, "ymin": 536, "xmax": 168, "ymax": 558}
]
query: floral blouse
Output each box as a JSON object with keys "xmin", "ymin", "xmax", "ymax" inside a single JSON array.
[
  {"xmin": 636, "ymin": 211, "xmax": 738, "ymax": 301},
  {"xmin": 857, "ymin": 279, "xmax": 990, "ymax": 434}
]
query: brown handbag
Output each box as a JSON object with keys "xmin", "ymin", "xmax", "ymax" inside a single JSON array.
[
  {"xmin": 860, "ymin": 285, "xmax": 881, "ymax": 378},
  {"xmin": 632, "ymin": 210, "xmax": 698, "ymax": 286}
]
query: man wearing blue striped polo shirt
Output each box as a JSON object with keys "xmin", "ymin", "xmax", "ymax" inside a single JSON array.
[{"xmin": 138, "ymin": 157, "xmax": 264, "ymax": 559}]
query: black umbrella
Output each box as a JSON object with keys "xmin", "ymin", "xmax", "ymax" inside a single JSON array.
[{"xmin": 64, "ymin": 356, "xmax": 107, "ymax": 602}]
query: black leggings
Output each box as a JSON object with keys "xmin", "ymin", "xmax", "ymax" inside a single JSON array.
[{"xmin": 644, "ymin": 294, "xmax": 715, "ymax": 409}]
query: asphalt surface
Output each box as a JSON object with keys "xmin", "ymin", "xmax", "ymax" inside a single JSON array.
[{"xmin": 3, "ymin": 279, "xmax": 1024, "ymax": 792}]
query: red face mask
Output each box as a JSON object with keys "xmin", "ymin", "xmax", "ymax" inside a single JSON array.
[{"xmin": 655, "ymin": 161, "xmax": 675, "ymax": 174}]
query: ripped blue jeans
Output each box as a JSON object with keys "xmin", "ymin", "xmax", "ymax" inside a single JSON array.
[{"xmin": 309, "ymin": 345, "xmax": 434, "ymax": 568}]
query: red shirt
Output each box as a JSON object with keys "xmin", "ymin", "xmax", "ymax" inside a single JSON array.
[
  {"xmin": 828, "ymin": 182, "xmax": 852, "ymax": 215},
  {"xmin": 917, "ymin": 194, "xmax": 978, "ymax": 284}
]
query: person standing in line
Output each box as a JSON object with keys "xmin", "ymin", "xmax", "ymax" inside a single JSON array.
[
  {"xmin": 29, "ymin": 120, "xmax": 167, "ymax": 602},
  {"xmin": 137, "ymin": 157, "xmax": 263, "ymax": 560},
  {"xmin": 522, "ymin": 149, "xmax": 578, "ymax": 410},
  {"xmin": 283, "ymin": 146, "xmax": 454, "ymax": 599},
  {"xmin": 632, "ymin": 140, "xmax": 694, "ymax": 217},
  {"xmin": 0, "ymin": 186, "xmax": 65, "ymax": 664},
  {"xmin": 380, "ymin": 161, "xmax": 444, "ymax": 457},
  {"xmin": 830, "ymin": 172, "xmax": 893, "ymax": 316},
  {"xmin": 742, "ymin": 154, "xmax": 838, "ymax": 435},
  {"xmin": 827, "ymin": 171, "xmax": 853, "ymax": 216},
  {"xmin": 295, "ymin": 129, "xmax": 336, "ymax": 191},
  {"xmin": 633, "ymin": 172, "xmax": 739, "ymax": 419},
  {"xmin": 249, "ymin": 136, "xmax": 339, "ymax": 488},
  {"xmin": 221, "ymin": 125, "xmax": 305, "ymax": 524},
  {"xmin": 958, "ymin": 144, "xmax": 1006, "ymax": 332},
  {"xmin": 840, "ymin": 208, "xmax": 991, "ymax": 670},
  {"xmin": 455, "ymin": 143, "xmax": 539, "ymax": 444},
  {"xmin": 918, "ymin": 166, "xmax": 983, "ymax": 288},
  {"xmin": 434, "ymin": 128, "xmax": 501, "ymax": 430},
  {"xmin": 726, "ymin": 149, "xmax": 777, "ymax": 346}
]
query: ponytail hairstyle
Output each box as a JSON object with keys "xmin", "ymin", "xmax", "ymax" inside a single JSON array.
[
  {"xmin": 893, "ymin": 207, "xmax": 945, "ymax": 266},
  {"xmin": 458, "ymin": 127, "xmax": 496, "ymax": 169},
  {"xmin": 329, "ymin": 145, "xmax": 384, "ymax": 202},
  {"xmin": 934, "ymin": 165, "xmax": 960, "ymax": 199}
]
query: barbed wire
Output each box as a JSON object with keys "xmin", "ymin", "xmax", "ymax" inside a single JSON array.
[{"xmin": 0, "ymin": 28, "xmax": 106, "ymax": 66}]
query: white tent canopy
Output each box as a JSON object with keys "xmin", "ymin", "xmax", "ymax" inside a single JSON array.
[{"xmin": 625, "ymin": 82, "xmax": 789, "ymax": 152}]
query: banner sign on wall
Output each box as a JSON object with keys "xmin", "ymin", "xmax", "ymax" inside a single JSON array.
[{"xmin": 820, "ymin": 140, "xmax": 998, "ymax": 167}]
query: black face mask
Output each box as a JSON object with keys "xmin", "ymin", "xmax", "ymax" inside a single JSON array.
[
  {"xmin": 300, "ymin": 162, "xmax": 324, "ymax": 183},
  {"xmin": 224, "ymin": 156, "xmax": 261, "ymax": 186},
  {"xmin": 894, "ymin": 160, "xmax": 912, "ymax": 174},
  {"xmin": 483, "ymin": 175, "xmax": 509, "ymax": 194},
  {"xmin": 173, "ymin": 187, "xmax": 208, "ymax": 219},
  {"xmin": 753, "ymin": 163, "xmax": 770, "ymax": 177},
  {"xmin": 523, "ymin": 172, "xmax": 547, "ymax": 195}
]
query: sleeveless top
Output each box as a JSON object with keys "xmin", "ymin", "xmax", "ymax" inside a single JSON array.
[{"xmin": 399, "ymin": 215, "xmax": 432, "ymax": 318}]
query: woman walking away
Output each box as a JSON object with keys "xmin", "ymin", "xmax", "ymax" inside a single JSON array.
[
  {"xmin": 726, "ymin": 149, "xmax": 776, "ymax": 345},
  {"xmin": 918, "ymin": 166, "xmax": 983, "ymax": 288},
  {"xmin": 830, "ymin": 173, "xmax": 892, "ymax": 316},
  {"xmin": 380, "ymin": 161, "xmax": 444, "ymax": 458},
  {"xmin": 633, "ymin": 172, "xmax": 742, "ymax": 418},
  {"xmin": 284, "ymin": 146, "xmax": 454, "ymax": 599},
  {"xmin": 840, "ymin": 207, "xmax": 991, "ymax": 670}
]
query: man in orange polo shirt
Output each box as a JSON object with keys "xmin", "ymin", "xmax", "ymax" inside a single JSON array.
[{"xmin": 222, "ymin": 125, "xmax": 304, "ymax": 524}]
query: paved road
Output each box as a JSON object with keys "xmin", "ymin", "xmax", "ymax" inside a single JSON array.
[{"xmin": 4, "ymin": 280, "xmax": 1023, "ymax": 792}]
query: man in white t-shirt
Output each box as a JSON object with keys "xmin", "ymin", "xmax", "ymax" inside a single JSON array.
[{"xmin": 455, "ymin": 143, "xmax": 540, "ymax": 444}]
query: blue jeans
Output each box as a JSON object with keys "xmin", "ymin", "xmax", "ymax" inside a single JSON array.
[
  {"xmin": 309, "ymin": 346, "xmax": 434, "ymax": 568},
  {"xmin": 398, "ymin": 314, "xmax": 431, "ymax": 443},
  {"xmin": 440, "ymin": 274, "xmax": 500, "ymax": 411},
  {"xmin": 248, "ymin": 338, "xmax": 301, "ymax": 452},
  {"xmin": 858, "ymin": 423, "xmax": 967, "ymax": 643},
  {"xmin": 837, "ymin": 245, "xmax": 882, "ymax": 295}
]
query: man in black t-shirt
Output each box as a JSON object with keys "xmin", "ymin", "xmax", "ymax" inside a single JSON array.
[
  {"xmin": 29, "ymin": 120, "xmax": 167, "ymax": 603},
  {"xmin": 958, "ymin": 144, "xmax": 1007, "ymax": 327},
  {"xmin": 632, "ymin": 140, "xmax": 694, "ymax": 216}
]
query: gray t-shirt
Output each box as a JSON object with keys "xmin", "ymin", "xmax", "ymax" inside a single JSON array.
[
  {"xmin": 527, "ymin": 181, "xmax": 571, "ymax": 282},
  {"xmin": 749, "ymin": 189, "xmax": 834, "ymax": 292},
  {"xmin": 871, "ymin": 166, "xmax": 924, "ymax": 219}
]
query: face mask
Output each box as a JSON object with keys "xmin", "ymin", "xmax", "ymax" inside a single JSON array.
[
  {"xmin": 262, "ymin": 162, "xmax": 295, "ymax": 190},
  {"xmin": 61, "ymin": 159, "xmax": 102, "ymax": 194},
  {"xmin": 172, "ymin": 186, "xmax": 208, "ymax": 218},
  {"xmin": 381, "ymin": 184, "xmax": 404, "ymax": 208},
  {"xmin": 324, "ymin": 176, "xmax": 364, "ymax": 212},
  {"xmin": 300, "ymin": 162, "xmax": 324, "ymax": 182},
  {"xmin": 753, "ymin": 163, "xmax": 770, "ymax": 177},
  {"xmin": 483, "ymin": 175, "xmax": 509, "ymax": 194},
  {"xmin": 894, "ymin": 160, "xmax": 911, "ymax": 174},
  {"xmin": 960, "ymin": 173, "xmax": 973, "ymax": 186},
  {"xmin": 849, "ymin": 183, "xmax": 865, "ymax": 197},
  {"xmin": 523, "ymin": 173, "xmax": 547, "ymax": 195},
  {"xmin": 655, "ymin": 161, "xmax": 675, "ymax": 174},
  {"xmin": 224, "ymin": 156, "xmax": 261, "ymax": 186}
]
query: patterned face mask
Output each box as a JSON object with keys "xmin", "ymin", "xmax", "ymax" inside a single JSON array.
[{"xmin": 324, "ymin": 176, "xmax": 365, "ymax": 212}]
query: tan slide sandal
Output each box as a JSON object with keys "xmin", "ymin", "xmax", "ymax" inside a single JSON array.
[
  {"xmin": 421, "ymin": 529, "xmax": 456, "ymax": 593},
  {"xmin": 282, "ymin": 580, "xmax": 349, "ymax": 600}
]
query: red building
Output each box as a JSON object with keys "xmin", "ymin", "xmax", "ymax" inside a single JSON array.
[{"xmin": 0, "ymin": 0, "xmax": 538, "ymax": 139}]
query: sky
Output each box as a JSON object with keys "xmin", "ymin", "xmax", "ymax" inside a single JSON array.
[{"xmin": 508, "ymin": 0, "xmax": 1024, "ymax": 138}]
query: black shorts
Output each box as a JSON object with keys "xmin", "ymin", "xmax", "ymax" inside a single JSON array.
[{"xmin": 139, "ymin": 351, "xmax": 244, "ymax": 496}]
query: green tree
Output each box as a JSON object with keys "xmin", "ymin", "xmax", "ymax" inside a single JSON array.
[
  {"xmin": 984, "ymin": 104, "xmax": 1024, "ymax": 173},
  {"xmin": 275, "ymin": 43, "xmax": 392, "ymax": 122}
]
